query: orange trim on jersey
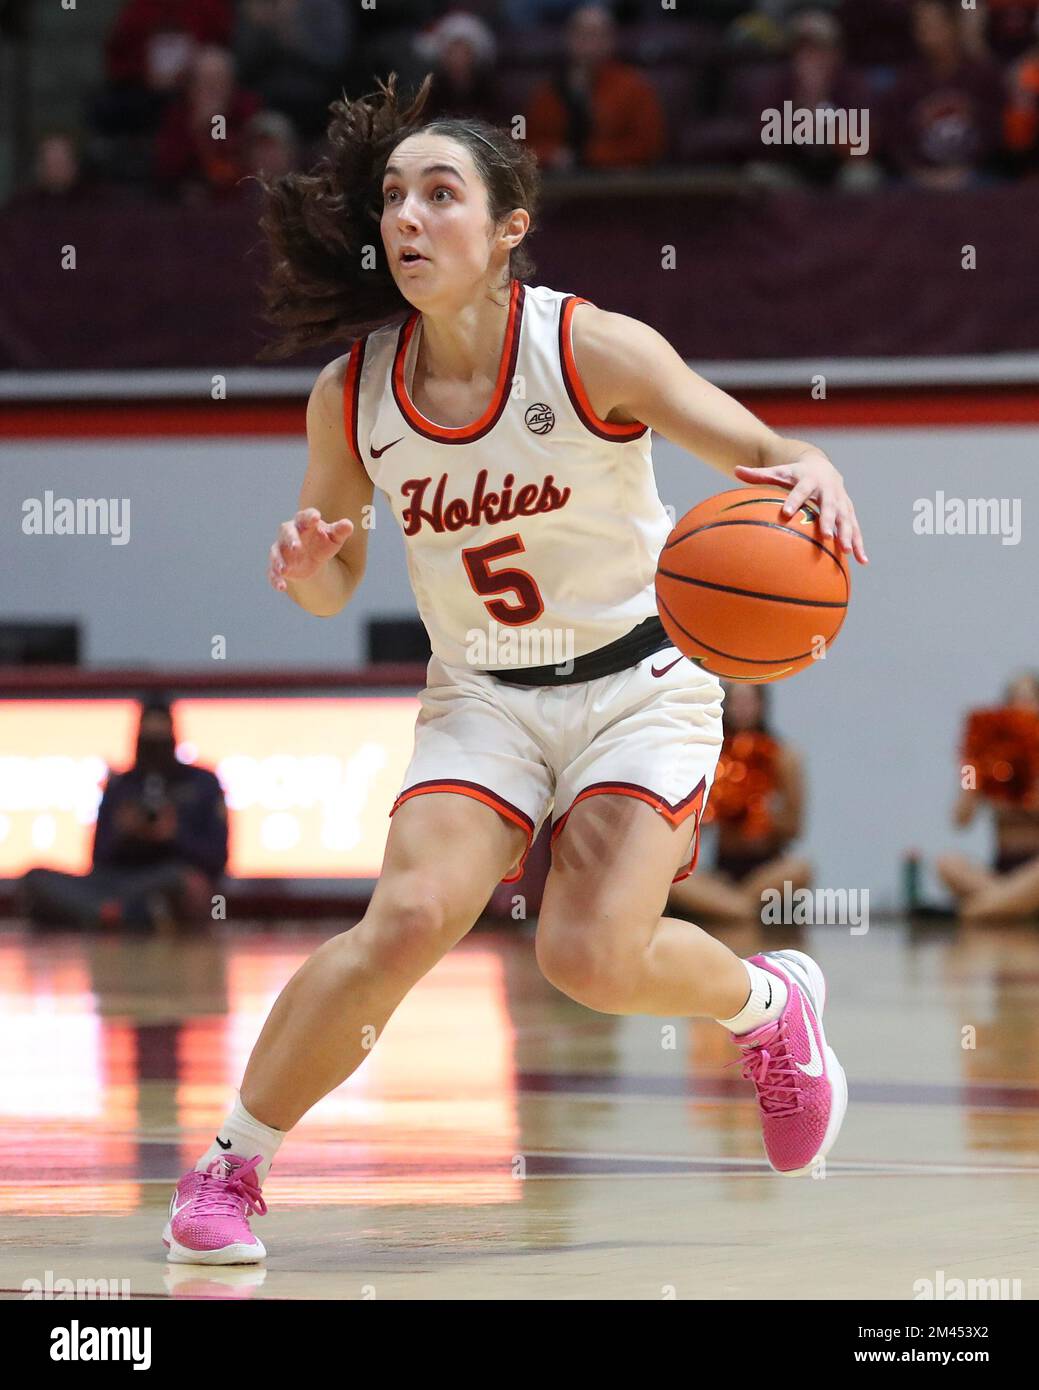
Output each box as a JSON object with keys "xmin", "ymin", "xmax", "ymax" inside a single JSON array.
[
  {"xmin": 551, "ymin": 777, "xmax": 707, "ymax": 883},
  {"xmin": 559, "ymin": 296, "xmax": 648, "ymax": 442},
  {"xmin": 342, "ymin": 336, "xmax": 367, "ymax": 468},
  {"xmin": 389, "ymin": 778, "xmax": 535, "ymax": 883},
  {"xmin": 391, "ymin": 279, "xmax": 525, "ymax": 444}
]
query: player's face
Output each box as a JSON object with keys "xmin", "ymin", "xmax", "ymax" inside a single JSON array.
[{"xmin": 380, "ymin": 134, "xmax": 499, "ymax": 307}]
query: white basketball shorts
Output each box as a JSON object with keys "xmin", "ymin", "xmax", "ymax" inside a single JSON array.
[{"xmin": 389, "ymin": 644, "xmax": 726, "ymax": 884}]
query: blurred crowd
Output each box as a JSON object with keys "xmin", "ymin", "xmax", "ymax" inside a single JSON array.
[{"xmin": 10, "ymin": 0, "xmax": 1039, "ymax": 209}]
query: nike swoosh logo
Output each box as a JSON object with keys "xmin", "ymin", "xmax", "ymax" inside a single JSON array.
[
  {"xmin": 764, "ymin": 980, "xmax": 772, "ymax": 1010},
  {"xmin": 795, "ymin": 994, "xmax": 824, "ymax": 1077},
  {"xmin": 216, "ymin": 1135, "xmax": 232, "ymax": 1150},
  {"xmin": 370, "ymin": 437, "xmax": 403, "ymax": 458},
  {"xmin": 651, "ymin": 654, "xmax": 684, "ymax": 678},
  {"xmin": 170, "ymin": 1194, "xmax": 192, "ymax": 1218}
]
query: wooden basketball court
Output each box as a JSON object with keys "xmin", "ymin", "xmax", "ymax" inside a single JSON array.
[{"xmin": 1, "ymin": 916, "xmax": 1036, "ymax": 1301}]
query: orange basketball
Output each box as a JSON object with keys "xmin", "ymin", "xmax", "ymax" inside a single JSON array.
[{"xmin": 655, "ymin": 486, "xmax": 851, "ymax": 683}]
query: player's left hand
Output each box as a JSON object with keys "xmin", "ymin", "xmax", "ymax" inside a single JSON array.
[{"xmin": 734, "ymin": 453, "xmax": 868, "ymax": 566}]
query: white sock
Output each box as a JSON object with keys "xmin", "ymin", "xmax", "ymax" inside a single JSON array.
[
  {"xmin": 195, "ymin": 1093, "xmax": 286, "ymax": 1184},
  {"xmin": 716, "ymin": 959, "xmax": 788, "ymax": 1035}
]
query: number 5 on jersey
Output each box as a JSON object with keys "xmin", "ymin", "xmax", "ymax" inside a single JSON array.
[{"xmin": 462, "ymin": 534, "xmax": 545, "ymax": 626}]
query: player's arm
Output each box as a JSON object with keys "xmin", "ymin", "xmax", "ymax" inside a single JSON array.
[
  {"xmin": 269, "ymin": 355, "xmax": 375, "ymax": 617},
  {"xmin": 570, "ymin": 304, "xmax": 867, "ymax": 565}
]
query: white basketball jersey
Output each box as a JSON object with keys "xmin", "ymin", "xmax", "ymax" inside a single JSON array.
[{"xmin": 344, "ymin": 281, "xmax": 673, "ymax": 669}]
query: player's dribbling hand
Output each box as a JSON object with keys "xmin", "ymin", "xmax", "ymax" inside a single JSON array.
[
  {"xmin": 735, "ymin": 453, "xmax": 868, "ymax": 566},
  {"xmin": 268, "ymin": 507, "xmax": 354, "ymax": 593}
]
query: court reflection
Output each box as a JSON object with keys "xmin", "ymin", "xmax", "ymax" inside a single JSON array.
[{"xmin": 1, "ymin": 917, "xmax": 1038, "ymax": 1236}]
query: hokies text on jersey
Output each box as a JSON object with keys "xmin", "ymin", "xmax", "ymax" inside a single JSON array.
[{"xmin": 398, "ymin": 468, "xmax": 572, "ymax": 537}]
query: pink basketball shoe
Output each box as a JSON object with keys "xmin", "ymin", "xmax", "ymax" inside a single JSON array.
[
  {"xmin": 729, "ymin": 950, "xmax": 848, "ymax": 1175},
  {"xmin": 163, "ymin": 1153, "xmax": 267, "ymax": 1264}
]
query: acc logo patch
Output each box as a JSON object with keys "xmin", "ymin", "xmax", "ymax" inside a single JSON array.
[{"xmin": 524, "ymin": 403, "xmax": 555, "ymax": 435}]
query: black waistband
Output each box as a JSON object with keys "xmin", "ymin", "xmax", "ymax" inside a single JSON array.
[{"xmin": 486, "ymin": 616, "xmax": 674, "ymax": 687}]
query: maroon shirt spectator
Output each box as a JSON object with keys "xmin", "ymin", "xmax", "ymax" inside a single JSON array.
[
  {"xmin": 234, "ymin": 0, "xmax": 352, "ymax": 142},
  {"xmin": 754, "ymin": 10, "xmax": 875, "ymax": 183},
  {"xmin": 526, "ymin": 4, "xmax": 667, "ymax": 171},
  {"xmin": 883, "ymin": 0, "xmax": 1005, "ymax": 187},
  {"xmin": 155, "ymin": 46, "xmax": 260, "ymax": 199},
  {"xmin": 415, "ymin": 12, "xmax": 503, "ymax": 126},
  {"xmin": 980, "ymin": 0, "xmax": 1039, "ymax": 61},
  {"xmin": 106, "ymin": 0, "xmax": 233, "ymax": 85}
]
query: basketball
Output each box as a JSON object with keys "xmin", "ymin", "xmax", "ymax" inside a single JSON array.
[{"xmin": 655, "ymin": 486, "xmax": 851, "ymax": 683}]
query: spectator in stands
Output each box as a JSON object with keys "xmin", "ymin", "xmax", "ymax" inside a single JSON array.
[
  {"xmin": 18, "ymin": 698, "xmax": 228, "ymax": 933},
  {"xmin": 415, "ymin": 12, "xmax": 501, "ymax": 126},
  {"xmin": 882, "ymin": 0, "xmax": 1005, "ymax": 189},
  {"xmin": 245, "ymin": 110, "xmax": 302, "ymax": 180},
  {"xmin": 106, "ymin": 0, "xmax": 233, "ymax": 83},
  {"xmin": 8, "ymin": 132, "xmax": 97, "ymax": 208},
  {"xmin": 234, "ymin": 0, "xmax": 352, "ymax": 143},
  {"xmin": 155, "ymin": 45, "xmax": 261, "ymax": 200},
  {"xmin": 747, "ymin": 9, "xmax": 879, "ymax": 188},
  {"xmin": 525, "ymin": 3, "xmax": 666, "ymax": 169},
  {"xmin": 1004, "ymin": 10, "xmax": 1039, "ymax": 168},
  {"xmin": 95, "ymin": 0, "xmax": 234, "ymax": 140},
  {"xmin": 503, "ymin": 0, "xmax": 594, "ymax": 26},
  {"xmin": 353, "ymin": 0, "xmax": 436, "ymax": 97},
  {"xmin": 965, "ymin": 0, "xmax": 1039, "ymax": 63}
]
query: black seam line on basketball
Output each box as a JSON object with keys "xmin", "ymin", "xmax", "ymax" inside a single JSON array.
[
  {"xmin": 719, "ymin": 497, "xmax": 819, "ymax": 519},
  {"xmin": 662, "ymin": 506, "xmax": 806, "ymax": 548},
  {"xmin": 663, "ymin": 519, "xmax": 847, "ymax": 597},
  {"xmin": 663, "ymin": 518, "xmax": 840, "ymax": 560},
  {"xmin": 657, "ymin": 594, "xmax": 823, "ymax": 665},
  {"xmin": 657, "ymin": 570, "xmax": 847, "ymax": 609}
]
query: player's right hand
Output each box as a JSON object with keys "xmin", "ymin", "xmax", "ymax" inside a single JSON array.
[{"xmin": 268, "ymin": 508, "xmax": 354, "ymax": 593}]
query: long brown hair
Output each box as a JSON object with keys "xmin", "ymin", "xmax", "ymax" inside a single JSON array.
[{"xmin": 257, "ymin": 73, "xmax": 542, "ymax": 359}]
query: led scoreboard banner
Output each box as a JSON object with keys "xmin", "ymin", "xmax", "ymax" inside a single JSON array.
[{"xmin": 0, "ymin": 696, "xmax": 420, "ymax": 879}]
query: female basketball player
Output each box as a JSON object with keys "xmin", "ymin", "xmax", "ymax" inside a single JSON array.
[
  {"xmin": 163, "ymin": 76, "xmax": 868, "ymax": 1263},
  {"xmin": 667, "ymin": 682, "xmax": 812, "ymax": 923}
]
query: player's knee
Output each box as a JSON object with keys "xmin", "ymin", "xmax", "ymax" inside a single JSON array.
[
  {"xmin": 535, "ymin": 917, "xmax": 640, "ymax": 1013},
  {"xmin": 362, "ymin": 877, "xmax": 474, "ymax": 970}
]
